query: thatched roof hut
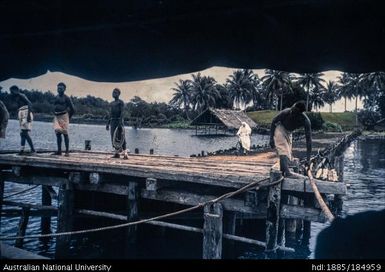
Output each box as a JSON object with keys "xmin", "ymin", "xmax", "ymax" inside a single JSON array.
[{"xmin": 190, "ymin": 108, "xmax": 257, "ymax": 135}]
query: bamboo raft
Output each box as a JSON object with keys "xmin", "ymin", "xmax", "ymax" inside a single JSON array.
[{"xmin": 0, "ymin": 132, "xmax": 356, "ymax": 259}]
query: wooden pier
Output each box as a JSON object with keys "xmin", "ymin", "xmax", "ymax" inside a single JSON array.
[{"xmin": 0, "ymin": 132, "xmax": 354, "ymax": 259}]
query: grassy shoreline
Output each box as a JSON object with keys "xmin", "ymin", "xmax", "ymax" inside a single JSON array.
[{"xmin": 247, "ymin": 110, "xmax": 357, "ymax": 131}]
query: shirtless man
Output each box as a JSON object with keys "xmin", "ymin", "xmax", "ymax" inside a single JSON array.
[
  {"xmin": 9, "ymin": 85, "xmax": 35, "ymax": 154},
  {"xmin": 106, "ymin": 88, "xmax": 128, "ymax": 159},
  {"xmin": 52, "ymin": 82, "xmax": 75, "ymax": 156},
  {"xmin": 270, "ymin": 101, "xmax": 312, "ymax": 178}
]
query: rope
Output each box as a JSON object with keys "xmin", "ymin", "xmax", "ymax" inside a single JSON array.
[
  {"xmin": 305, "ymin": 162, "xmax": 335, "ymax": 222},
  {"xmin": 3, "ymin": 185, "xmax": 40, "ymax": 199},
  {"xmin": 0, "ymin": 176, "xmax": 281, "ymax": 241}
]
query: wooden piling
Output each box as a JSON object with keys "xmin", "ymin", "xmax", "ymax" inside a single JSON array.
[
  {"xmin": 15, "ymin": 207, "xmax": 30, "ymax": 248},
  {"xmin": 55, "ymin": 176, "xmax": 74, "ymax": 259},
  {"xmin": 126, "ymin": 182, "xmax": 138, "ymax": 244},
  {"xmin": 0, "ymin": 171, "xmax": 4, "ymax": 227},
  {"xmin": 85, "ymin": 140, "xmax": 91, "ymax": 150},
  {"xmin": 302, "ymin": 195, "xmax": 312, "ymax": 244},
  {"xmin": 224, "ymin": 211, "xmax": 236, "ymax": 258},
  {"xmin": 333, "ymin": 154, "xmax": 344, "ymax": 213},
  {"xmin": 202, "ymin": 203, "xmax": 223, "ymax": 259},
  {"xmin": 41, "ymin": 185, "xmax": 52, "ymax": 235},
  {"xmin": 265, "ymin": 169, "xmax": 282, "ymax": 256}
]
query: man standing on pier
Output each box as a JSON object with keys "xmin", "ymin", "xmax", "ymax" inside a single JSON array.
[
  {"xmin": 269, "ymin": 101, "xmax": 312, "ymax": 178},
  {"xmin": 52, "ymin": 82, "xmax": 75, "ymax": 157},
  {"xmin": 106, "ymin": 88, "xmax": 129, "ymax": 159},
  {"xmin": 9, "ymin": 86, "xmax": 36, "ymax": 154}
]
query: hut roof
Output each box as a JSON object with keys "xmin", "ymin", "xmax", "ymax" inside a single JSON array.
[{"xmin": 191, "ymin": 108, "xmax": 257, "ymax": 130}]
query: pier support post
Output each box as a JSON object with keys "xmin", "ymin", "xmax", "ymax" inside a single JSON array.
[
  {"xmin": 0, "ymin": 171, "xmax": 4, "ymax": 227},
  {"xmin": 41, "ymin": 185, "xmax": 52, "ymax": 236},
  {"xmin": 126, "ymin": 182, "xmax": 138, "ymax": 244},
  {"xmin": 15, "ymin": 207, "xmax": 30, "ymax": 248},
  {"xmin": 202, "ymin": 203, "xmax": 223, "ymax": 259},
  {"xmin": 265, "ymin": 169, "xmax": 282, "ymax": 257},
  {"xmin": 302, "ymin": 195, "xmax": 312, "ymax": 245},
  {"xmin": 333, "ymin": 154, "xmax": 344, "ymax": 214},
  {"xmin": 224, "ymin": 211, "xmax": 236, "ymax": 258},
  {"xmin": 55, "ymin": 177, "xmax": 74, "ymax": 259}
]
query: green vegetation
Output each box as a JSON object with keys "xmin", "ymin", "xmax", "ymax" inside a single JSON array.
[
  {"xmin": 247, "ymin": 110, "xmax": 277, "ymax": 127},
  {"xmin": 320, "ymin": 112, "xmax": 355, "ymax": 129},
  {"xmin": 1, "ymin": 69, "xmax": 384, "ymax": 130},
  {"xmin": 248, "ymin": 110, "xmax": 357, "ymax": 131}
]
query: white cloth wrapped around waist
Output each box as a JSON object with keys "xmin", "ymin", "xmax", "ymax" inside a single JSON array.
[
  {"xmin": 273, "ymin": 123, "xmax": 292, "ymax": 160},
  {"xmin": 53, "ymin": 112, "xmax": 69, "ymax": 134},
  {"xmin": 18, "ymin": 105, "xmax": 33, "ymax": 131}
]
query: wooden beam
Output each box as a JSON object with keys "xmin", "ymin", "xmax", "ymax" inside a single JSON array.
[
  {"xmin": 280, "ymin": 204, "xmax": 327, "ymax": 223},
  {"xmin": 44, "ymin": 185, "xmax": 58, "ymax": 200},
  {"xmin": 202, "ymin": 203, "xmax": 223, "ymax": 259},
  {"xmin": 75, "ymin": 183, "xmax": 129, "ymax": 195},
  {"xmin": 142, "ymin": 189, "xmax": 267, "ymax": 216},
  {"xmin": 265, "ymin": 170, "xmax": 282, "ymax": 256},
  {"xmin": 1, "ymin": 172, "xmax": 65, "ymax": 187},
  {"xmin": 127, "ymin": 182, "xmax": 138, "ymax": 245},
  {"xmin": 55, "ymin": 178, "xmax": 74, "ymax": 259},
  {"xmin": 2, "ymin": 208, "xmax": 57, "ymax": 217},
  {"xmin": 145, "ymin": 178, "xmax": 158, "ymax": 191},
  {"xmin": 0, "ymin": 171, "xmax": 4, "ymax": 227},
  {"xmin": 89, "ymin": 172, "xmax": 102, "ymax": 185},
  {"xmin": 3, "ymin": 200, "xmax": 57, "ymax": 211},
  {"xmin": 74, "ymin": 209, "xmax": 295, "ymax": 253},
  {"xmin": 15, "ymin": 207, "xmax": 30, "ymax": 248},
  {"xmin": 41, "ymin": 185, "xmax": 52, "ymax": 235},
  {"xmin": 282, "ymin": 177, "xmax": 346, "ymax": 194}
]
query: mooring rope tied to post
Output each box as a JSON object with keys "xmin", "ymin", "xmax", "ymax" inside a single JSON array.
[
  {"xmin": 3, "ymin": 185, "xmax": 40, "ymax": 199},
  {"xmin": 0, "ymin": 176, "xmax": 284, "ymax": 241}
]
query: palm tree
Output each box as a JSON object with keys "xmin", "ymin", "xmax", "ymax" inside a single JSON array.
[
  {"xmin": 337, "ymin": 73, "xmax": 353, "ymax": 112},
  {"xmin": 311, "ymin": 89, "xmax": 326, "ymax": 111},
  {"xmin": 322, "ymin": 81, "xmax": 338, "ymax": 113},
  {"xmin": 261, "ymin": 69, "xmax": 292, "ymax": 110},
  {"xmin": 215, "ymin": 83, "xmax": 232, "ymax": 109},
  {"xmin": 226, "ymin": 69, "xmax": 256, "ymax": 110},
  {"xmin": 295, "ymin": 72, "xmax": 325, "ymax": 111},
  {"xmin": 189, "ymin": 73, "xmax": 221, "ymax": 112},
  {"xmin": 344, "ymin": 73, "xmax": 365, "ymax": 126},
  {"xmin": 169, "ymin": 79, "xmax": 192, "ymax": 119},
  {"xmin": 361, "ymin": 71, "xmax": 385, "ymax": 110},
  {"xmin": 250, "ymin": 75, "xmax": 267, "ymax": 110}
]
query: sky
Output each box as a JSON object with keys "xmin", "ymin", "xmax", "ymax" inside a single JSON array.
[{"xmin": 0, "ymin": 66, "xmax": 362, "ymax": 112}]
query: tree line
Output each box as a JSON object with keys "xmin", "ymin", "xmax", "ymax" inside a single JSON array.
[
  {"xmin": 169, "ymin": 70, "xmax": 385, "ymax": 120},
  {"xmin": 1, "ymin": 69, "xmax": 384, "ymax": 127}
]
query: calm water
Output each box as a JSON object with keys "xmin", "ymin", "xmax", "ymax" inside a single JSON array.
[
  {"xmin": 1, "ymin": 121, "xmax": 385, "ymax": 259},
  {"xmin": 0, "ymin": 120, "xmax": 269, "ymax": 156}
]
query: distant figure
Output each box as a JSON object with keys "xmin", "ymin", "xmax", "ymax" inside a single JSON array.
[
  {"xmin": 106, "ymin": 88, "xmax": 128, "ymax": 159},
  {"xmin": 0, "ymin": 100, "xmax": 9, "ymax": 139},
  {"xmin": 9, "ymin": 86, "xmax": 36, "ymax": 154},
  {"xmin": 315, "ymin": 209, "xmax": 385, "ymax": 259},
  {"xmin": 52, "ymin": 82, "xmax": 75, "ymax": 156},
  {"xmin": 237, "ymin": 121, "xmax": 251, "ymax": 155},
  {"xmin": 270, "ymin": 101, "xmax": 312, "ymax": 178}
]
